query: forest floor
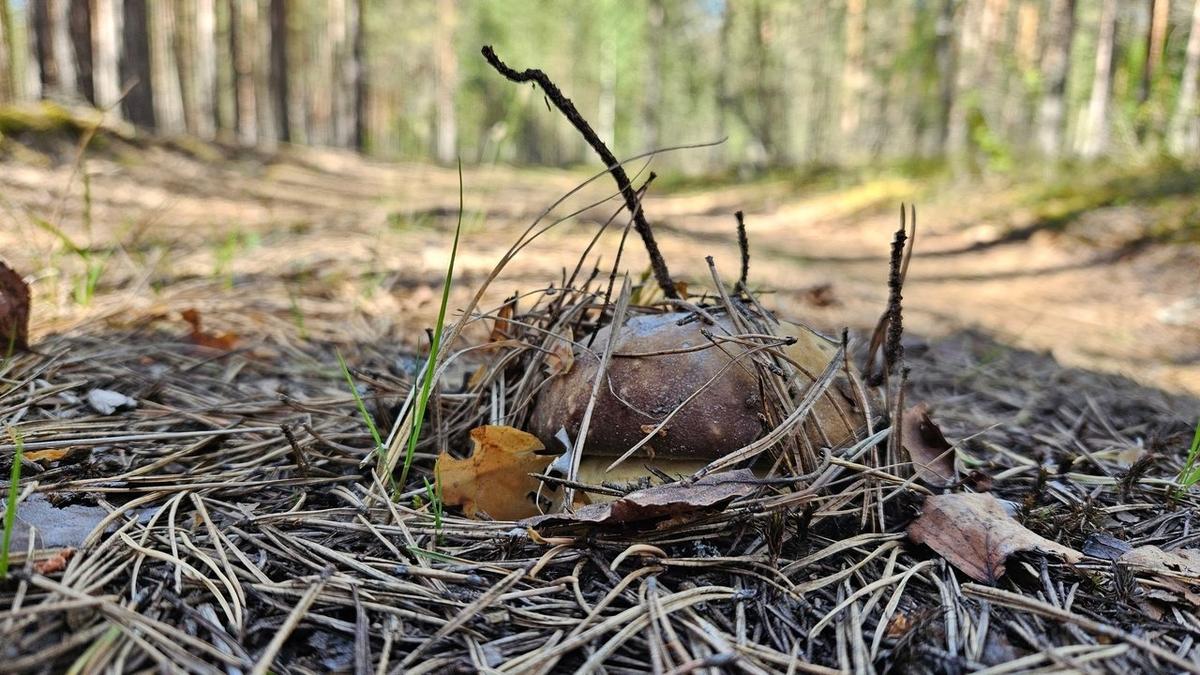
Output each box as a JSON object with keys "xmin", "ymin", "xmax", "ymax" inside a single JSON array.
[{"xmin": 1, "ymin": 112, "xmax": 1199, "ymax": 672}]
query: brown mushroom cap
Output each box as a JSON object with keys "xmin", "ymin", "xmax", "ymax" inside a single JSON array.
[{"xmin": 529, "ymin": 311, "xmax": 861, "ymax": 461}]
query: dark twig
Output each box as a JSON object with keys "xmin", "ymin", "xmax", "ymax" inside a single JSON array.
[
  {"xmin": 866, "ymin": 204, "xmax": 915, "ymax": 387},
  {"xmin": 735, "ymin": 211, "xmax": 750, "ymax": 292},
  {"xmin": 481, "ymin": 45, "xmax": 679, "ymax": 299}
]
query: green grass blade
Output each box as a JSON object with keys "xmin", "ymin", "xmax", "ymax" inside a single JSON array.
[
  {"xmin": 1179, "ymin": 420, "xmax": 1200, "ymax": 489},
  {"xmin": 337, "ymin": 349, "xmax": 385, "ymax": 455},
  {"xmin": 399, "ymin": 159, "xmax": 464, "ymax": 491},
  {"xmin": 1, "ymin": 427, "xmax": 24, "ymax": 579}
]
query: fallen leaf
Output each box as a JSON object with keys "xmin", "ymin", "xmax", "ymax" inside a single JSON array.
[
  {"xmin": 86, "ymin": 388, "xmax": 137, "ymax": 415},
  {"xmin": 544, "ymin": 326, "xmax": 574, "ymax": 377},
  {"xmin": 0, "ymin": 260, "xmax": 31, "ymax": 352},
  {"xmin": 907, "ymin": 492, "xmax": 1082, "ymax": 582},
  {"xmin": 23, "ymin": 448, "xmax": 71, "ymax": 463},
  {"xmin": 1118, "ymin": 545, "xmax": 1200, "ymax": 581},
  {"xmin": 885, "ymin": 613, "xmax": 913, "ymax": 637},
  {"xmin": 521, "ymin": 469, "xmax": 758, "ymax": 532},
  {"xmin": 436, "ymin": 425, "xmax": 555, "ymax": 521},
  {"xmin": 181, "ymin": 308, "xmax": 239, "ymax": 350},
  {"xmin": 488, "ymin": 294, "xmax": 517, "ymax": 344},
  {"xmin": 33, "ymin": 549, "xmax": 75, "ymax": 574},
  {"xmin": 802, "ymin": 283, "xmax": 838, "ymax": 307},
  {"xmin": 900, "ymin": 403, "xmax": 956, "ymax": 485}
]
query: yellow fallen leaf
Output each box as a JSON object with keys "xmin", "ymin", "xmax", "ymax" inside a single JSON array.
[
  {"xmin": 544, "ymin": 327, "xmax": 574, "ymax": 377},
  {"xmin": 24, "ymin": 448, "xmax": 71, "ymax": 463},
  {"xmin": 436, "ymin": 425, "xmax": 554, "ymax": 520}
]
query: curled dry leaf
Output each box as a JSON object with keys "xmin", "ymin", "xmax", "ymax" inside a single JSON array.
[
  {"xmin": 488, "ymin": 294, "xmax": 518, "ymax": 344},
  {"xmin": 907, "ymin": 492, "xmax": 1082, "ymax": 582},
  {"xmin": 0, "ymin": 260, "xmax": 31, "ymax": 352},
  {"xmin": 181, "ymin": 308, "xmax": 239, "ymax": 350},
  {"xmin": 436, "ymin": 425, "xmax": 556, "ymax": 521},
  {"xmin": 901, "ymin": 403, "xmax": 957, "ymax": 485},
  {"xmin": 543, "ymin": 326, "xmax": 574, "ymax": 377},
  {"xmin": 521, "ymin": 468, "xmax": 758, "ymax": 532},
  {"xmin": 1084, "ymin": 533, "xmax": 1200, "ymax": 606}
]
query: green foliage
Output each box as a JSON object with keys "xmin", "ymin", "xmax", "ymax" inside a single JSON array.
[
  {"xmin": 1, "ymin": 427, "xmax": 24, "ymax": 579},
  {"xmin": 400, "ymin": 162, "xmax": 464, "ymax": 491},
  {"xmin": 213, "ymin": 231, "xmax": 261, "ymax": 289},
  {"xmin": 1178, "ymin": 421, "xmax": 1200, "ymax": 491},
  {"xmin": 337, "ymin": 349, "xmax": 388, "ymax": 488}
]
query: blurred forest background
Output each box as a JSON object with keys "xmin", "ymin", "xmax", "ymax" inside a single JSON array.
[{"xmin": 1, "ymin": 0, "xmax": 1199, "ymax": 173}]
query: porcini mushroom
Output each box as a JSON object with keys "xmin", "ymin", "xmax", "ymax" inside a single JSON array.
[{"xmin": 529, "ymin": 311, "xmax": 863, "ymax": 494}]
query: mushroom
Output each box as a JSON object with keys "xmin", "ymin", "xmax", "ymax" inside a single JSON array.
[{"xmin": 529, "ymin": 311, "xmax": 862, "ymax": 494}]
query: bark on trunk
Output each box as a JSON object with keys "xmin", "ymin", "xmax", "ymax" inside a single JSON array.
[
  {"xmin": 1168, "ymin": 0, "xmax": 1200, "ymax": 154},
  {"xmin": 120, "ymin": 0, "xmax": 154, "ymax": 127},
  {"xmin": 269, "ymin": 0, "xmax": 289, "ymax": 142},
  {"xmin": 91, "ymin": 0, "xmax": 121, "ymax": 113},
  {"xmin": 1035, "ymin": 0, "xmax": 1075, "ymax": 156},
  {"xmin": 434, "ymin": 0, "xmax": 456, "ymax": 162},
  {"xmin": 1078, "ymin": 0, "xmax": 1118, "ymax": 158}
]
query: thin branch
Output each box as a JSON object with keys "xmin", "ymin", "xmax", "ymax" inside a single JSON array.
[{"xmin": 481, "ymin": 45, "xmax": 679, "ymax": 299}]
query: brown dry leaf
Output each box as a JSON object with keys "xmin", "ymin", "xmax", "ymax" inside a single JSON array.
[
  {"xmin": 1118, "ymin": 546, "xmax": 1200, "ymax": 606},
  {"xmin": 33, "ymin": 549, "xmax": 75, "ymax": 575},
  {"xmin": 0, "ymin": 260, "xmax": 31, "ymax": 352},
  {"xmin": 488, "ymin": 295, "xmax": 518, "ymax": 344},
  {"xmin": 436, "ymin": 425, "xmax": 555, "ymax": 521},
  {"xmin": 521, "ymin": 469, "xmax": 758, "ymax": 532},
  {"xmin": 23, "ymin": 448, "xmax": 71, "ymax": 463},
  {"xmin": 544, "ymin": 326, "xmax": 574, "ymax": 377},
  {"xmin": 901, "ymin": 403, "xmax": 956, "ymax": 485},
  {"xmin": 181, "ymin": 308, "xmax": 238, "ymax": 350},
  {"xmin": 907, "ymin": 492, "xmax": 1082, "ymax": 582}
]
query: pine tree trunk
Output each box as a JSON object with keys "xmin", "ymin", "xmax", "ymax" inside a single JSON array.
[
  {"xmin": 328, "ymin": 0, "xmax": 347, "ymax": 146},
  {"xmin": 1036, "ymin": 0, "xmax": 1075, "ymax": 156},
  {"xmin": 194, "ymin": 0, "xmax": 216, "ymax": 137},
  {"xmin": 933, "ymin": 0, "xmax": 956, "ymax": 156},
  {"xmin": 68, "ymin": 0, "xmax": 92, "ymax": 103},
  {"xmin": 1078, "ymin": 0, "xmax": 1118, "ymax": 158},
  {"xmin": 352, "ymin": 0, "xmax": 365, "ymax": 150},
  {"xmin": 148, "ymin": 0, "xmax": 184, "ymax": 133},
  {"xmin": 120, "ymin": 0, "xmax": 154, "ymax": 127},
  {"xmin": 840, "ymin": 0, "xmax": 866, "ymax": 153},
  {"xmin": 434, "ymin": 0, "xmax": 457, "ymax": 163},
  {"xmin": 91, "ymin": 0, "xmax": 121, "ymax": 113},
  {"xmin": 641, "ymin": 0, "xmax": 663, "ymax": 152},
  {"xmin": 0, "ymin": 0, "xmax": 18, "ymax": 101},
  {"xmin": 1168, "ymin": 0, "xmax": 1200, "ymax": 154},
  {"xmin": 31, "ymin": 1, "xmax": 58, "ymax": 96},
  {"xmin": 231, "ymin": 0, "xmax": 257, "ymax": 145},
  {"xmin": 50, "ymin": 0, "xmax": 78, "ymax": 99},
  {"xmin": 1140, "ymin": 0, "xmax": 1170, "ymax": 104},
  {"xmin": 268, "ymin": 0, "xmax": 289, "ymax": 142},
  {"xmin": 947, "ymin": 0, "xmax": 982, "ymax": 158}
]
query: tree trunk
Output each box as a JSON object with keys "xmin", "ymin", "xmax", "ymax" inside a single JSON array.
[
  {"xmin": 641, "ymin": 0, "xmax": 664, "ymax": 152},
  {"xmin": 1035, "ymin": 0, "xmax": 1075, "ymax": 156},
  {"xmin": 120, "ymin": 0, "xmax": 154, "ymax": 127},
  {"xmin": 352, "ymin": 0, "xmax": 365, "ymax": 150},
  {"xmin": 840, "ymin": 0, "xmax": 866, "ymax": 151},
  {"xmin": 1140, "ymin": 0, "xmax": 1170, "ymax": 104},
  {"xmin": 933, "ymin": 0, "xmax": 956, "ymax": 156},
  {"xmin": 328, "ymin": 0, "xmax": 347, "ymax": 146},
  {"xmin": 434, "ymin": 0, "xmax": 456, "ymax": 163},
  {"xmin": 268, "ymin": 0, "xmax": 289, "ymax": 142},
  {"xmin": 91, "ymin": 0, "xmax": 121, "ymax": 113},
  {"xmin": 1078, "ymin": 0, "xmax": 1118, "ymax": 159},
  {"xmin": 947, "ymin": 0, "xmax": 982, "ymax": 158},
  {"xmin": 148, "ymin": 0, "xmax": 184, "ymax": 133},
  {"xmin": 50, "ymin": 0, "xmax": 78, "ymax": 99},
  {"xmin": 0, "ymin": 0, "xmax": 17, "ymax": 101},
  {"xmin": 194, "ymin": 0, "xmax": 216, "ymax": 137},
  {"xmin": 231, "ymin": 0, "xmax": 257, "ymax": 145},
  {"xmin": 31, "ymin": 1, "xmax": 57, "ymax": 96},
  {"xmin": 67, "ymin": 0, "xmax": 92, "ymax": 102},
  {"xmin": 1168, "ymin": 0, "xmax": 1200, "ymax": 154}
]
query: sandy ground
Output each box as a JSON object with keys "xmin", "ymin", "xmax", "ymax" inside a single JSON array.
[{"xmin": 1, "ymin": 137, "xmax": 1197, "ymax": 396}]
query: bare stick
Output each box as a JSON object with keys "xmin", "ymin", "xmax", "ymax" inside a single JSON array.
[
  {"xmin": 735, "ymin": 211, "xmax": 750, "ymax": 291},
  {"xmin": 481, "ymin": 45, "xmax": 679, "ymax": 300}
]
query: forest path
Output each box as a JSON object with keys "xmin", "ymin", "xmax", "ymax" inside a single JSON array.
[{"xmin": 3, "ymin": 142, "xmax": 1197, "ymax": 395}]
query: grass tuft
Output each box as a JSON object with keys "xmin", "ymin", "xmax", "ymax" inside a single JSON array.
[
  {"xmin": 399, "ymin": 160, "xmax": 464, "ymax": 491},
  {"xmin": 1, "ymin": 426, "xmax": 24, "ymax": 579},
  {"xmin": 337, "ymin": 349, "xmax": 388, "ymax": 490},
  {"xmin": 1177, "ymin": 420, "xmax": 1200, "ymax": 491}
]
